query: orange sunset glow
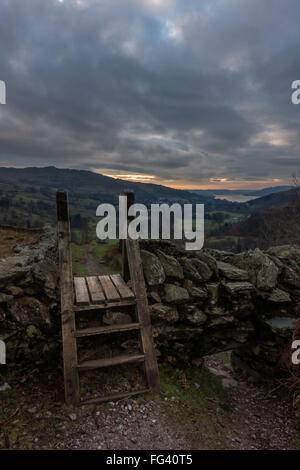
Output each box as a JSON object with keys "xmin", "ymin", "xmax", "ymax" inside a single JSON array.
[{"xmin": 93, "ymin": 169, "xmax": 286, "ymax": 190}]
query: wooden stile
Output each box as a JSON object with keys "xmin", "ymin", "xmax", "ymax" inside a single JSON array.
[{"xmin": 56, "ymin": 190, "xmax": 160, "ymax": 405}]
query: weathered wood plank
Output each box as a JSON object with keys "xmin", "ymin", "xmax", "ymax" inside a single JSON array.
[
  {"xmin": 77, "ymin": 353, "xmax": 145, "ymax": 371},
  {"xmin": 73, "ymin": 299, "xmax": 136, "ymax": 312},
  {"xmin": 75, "ymin": 323, "xmax": 140, "ymax": 337},
  {"xmin": 74, "ymin": 277, "xmax": 90, "ymax": 306},
  {"xmin": 56, "ymin": 191, "xmax": 80, "ymax": 405},
  {"xmin": 110, "ymin": 274, "xmax": 135, "ymax": 300},
  {"xmin": 121, "ymin": 190, "xmax": 134, "ymax": 282},
  {"xmin": 126, "ymin": 238, "xmax": 161, "ymax": 394},
  {"xmin": 86, "ymin": 276, "xmax": 105, "ymax": 304},
  {"xmin": 99, "ymin": 275, "xmax": 120, "ymax": 301},
  {"xmin": 79, "ymin": 388, "xmax": 149, "ymax": 406}
]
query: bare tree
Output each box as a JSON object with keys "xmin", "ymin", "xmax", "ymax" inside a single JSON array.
[{"xmin": 292, "ymin": 170, "xmax": 300, "ymax": 213}]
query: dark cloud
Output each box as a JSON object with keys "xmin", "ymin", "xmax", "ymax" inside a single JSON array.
[{"xmin": 0, "ymin": 0, "xmax": 299, "ymax": 187}]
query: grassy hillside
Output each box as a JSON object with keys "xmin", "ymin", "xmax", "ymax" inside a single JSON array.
[
  {"xmin": 245, "ymin": 188, "xmax": 298, "ymax": 213},
  {"xmin": 0, "ymin": 225, "xmax": 41, "ymax": 258},
  {"xmin": 225, "ymin": 202, "xmax": 300, "ymax": 249}
]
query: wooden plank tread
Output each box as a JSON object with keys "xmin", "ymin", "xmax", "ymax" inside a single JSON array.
[
  {"xmin": 75, "ymin": 323, "xmax": 140, "ymax": 337},
  {"xmin": 79, "ymin": 388, "xmax": 150, "ymax": 406},
  {"xmin": 99, "ymin": 275, "xmax": 120, "ymax": 302},
  {"xmin": 74, "ymin": 277, "xmax": 90, "ymax": 306},
  {"xmin": 73, "ymin": 299, "xmax": 136, "ymax": 312},
  {"xmin": 73, "ymin": 275, "xmax": 135, "ymax": 306},
  {"xmin": 77, "ymin": 354, "xmax": 145, "ymax": 371},
  {"xmin": 110, "ymin": 274, "xmax": 135, "ymax": 300},
  {"xmin": 86, "ymin": 276, "xmax": 105, "ymax": 304}
]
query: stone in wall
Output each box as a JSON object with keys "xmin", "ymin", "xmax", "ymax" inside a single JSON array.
[
  {"xmin": 164, "ymin": 284, "xmax": 189, "ymax": 304},
  {"xmin": 150, "ymin": 303, "xmax": 179, "ymax": 323},
  {"xmin": 216, "ymin": 261, "xmax": 248, "ymax": 281},
  {"xmin": 231, "ymin": 248, "xmax": 278, "ymax": 290},
  {"xmin": 156, "ymin": 250, "xmax": 184, "ymax": 280},
  {"xmin": 140, "ymin": 250, "xmax": 165, "ymax": 286}
]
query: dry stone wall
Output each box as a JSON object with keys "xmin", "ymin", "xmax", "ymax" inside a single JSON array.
[
  {"xmin": 0, "ymin": 228, "xmax": 299, "ymax": 380},
  {"xmin": 0, "ymin": 226, "xmax": 60, "ymax": 365},
  {"xmin": 140, "ymin": 240, "xmax": 300, "ymax": 377}
]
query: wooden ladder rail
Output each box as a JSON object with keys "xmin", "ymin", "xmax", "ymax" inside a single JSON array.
[
  {"xmin": 56, "ymin": 191, "xmax": 80, "ymax": 405},
  {"xmin": 121, "ymin": 190, "xmax": 160, "ymax": 394},
  {"xmin": 121, "ymin": 190, "xmax": 134, "ymax": 282},
  {"xmin": 126, "ymin": 237, "xmax": 161, "ymax": 393}
]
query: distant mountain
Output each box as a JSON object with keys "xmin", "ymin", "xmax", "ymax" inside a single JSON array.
[
  {"xmin": 0, "ymin": 166, "xmax": 209, "ymax": 204},
  {"xmin": 189, "ymin": 185, "xmax": 292, "ymax": 197},
  {"xmin": 0, "ymin": 166, "xmax": 243, "ymax": 229},
  {"xmin": 247, "ymin": 186, "xmax": 293, "ymax": 197}
]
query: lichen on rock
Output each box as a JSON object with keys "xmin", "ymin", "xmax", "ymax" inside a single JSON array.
[{"xmin": 141, "ymin": 250, "xmax": 165, "ymax": 286}]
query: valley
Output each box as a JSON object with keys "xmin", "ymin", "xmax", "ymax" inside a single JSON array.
[{"xmin": 0, "ymin": 166, "xmax": 298, "ymax": 259}]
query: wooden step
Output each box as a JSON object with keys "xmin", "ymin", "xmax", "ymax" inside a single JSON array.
[
  {"xmin": 77, "ymin": 354, "xmax": 145, "ymax": 371},
  {"xmin": 73, "ymin": 275, "xmax": 136, "ymax": 307},
  {"xmin": 86, "ymin": 276, "xmax": 105, "ymax": 304},
  {"xmin": 79, "ymin": 388, "xmax": 150, "ymax": 406},
  {"xmin": 74, "ymin": 277, "xmax": 90, "ymax": 306},
  {"xmin": 75, "ymin": 323, "xmax": 140, "ymax": 338},
  {"xmin": 110, "ymin": 274, "xmax": 135, "ymax": 300},
  {"xmin": 73, "ymin": 299, "xmax": 136, "ymax": 312},
  {"xmin": 98, "ymin": 275, "xmax": 120, "ymax": 302}
]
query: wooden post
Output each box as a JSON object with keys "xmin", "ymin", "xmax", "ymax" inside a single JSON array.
[
  {"xmin": 121, "ymin": 190, "xmax": 135, "ymax": 282},
  {"xmin": 126, "ymin": 237, "xmax": 161, "ymax": 394},
  {"xmin": 56, "ymin": 191, "xmax": 80, "ymax": 405}
]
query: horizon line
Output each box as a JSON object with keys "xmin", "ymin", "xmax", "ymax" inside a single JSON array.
[{"xmin": 0, "ymin": 164, "xmax": 292, "ymax": 192}]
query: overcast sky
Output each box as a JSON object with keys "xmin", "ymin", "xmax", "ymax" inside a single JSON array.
[{"xmin": 0, "ymin": 0, "xmax": 299, "ymax": 189}]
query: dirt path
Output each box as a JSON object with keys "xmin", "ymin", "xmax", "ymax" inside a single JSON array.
[
  {"xmin": 86, "ymin": 248, "xmax": 106, "ymax": 275},
  {"xmin": 64, "ymin": 355, "xmax": 300, "ymax": 450},
  {"xmin": 203, "ymin": 354, "xmax": 300, "ymax": 450},
  {"xmin": 65, "ymin": 399, "xmax": 189, "ymax": 450},
  {"xmin": 2, "ymin": 356, "xmax": 299, "ymax": 450}
]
